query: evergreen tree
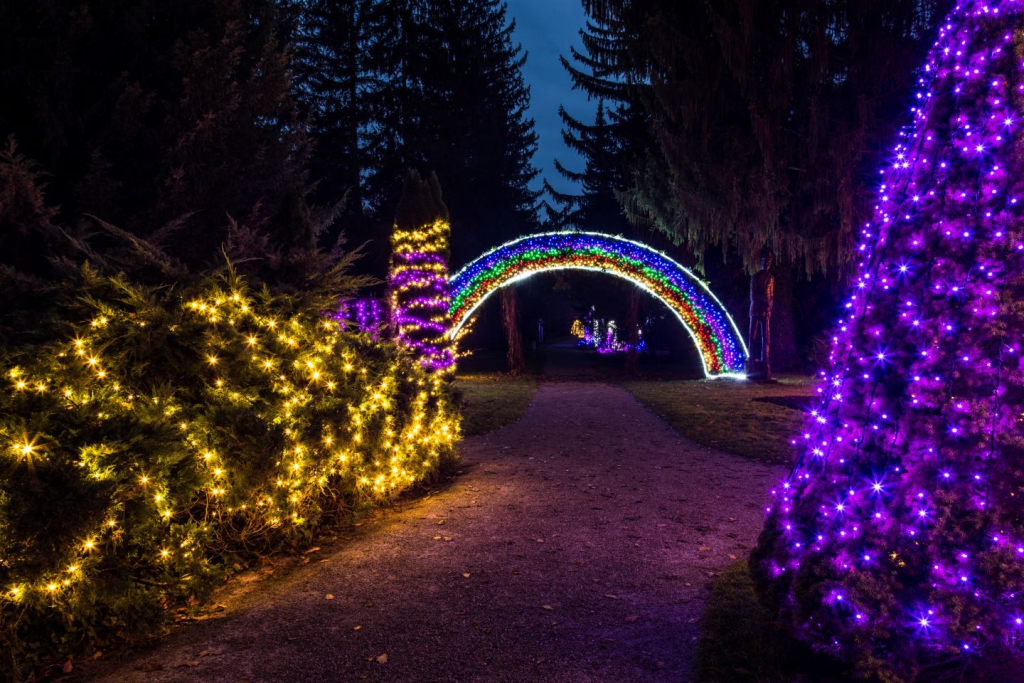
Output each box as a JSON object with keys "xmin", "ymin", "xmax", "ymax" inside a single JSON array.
[
  {"xmin": 548, "ymin": 16, "xmax": 650, "ymax": 373},
  {"xmin": 292, "ymin": 0, "xmax": 376, "ymax": 215},
  {"xmin": 388, "ymin": 169, "xmax": 454, "ymax": 372},
  {"xmin": 0, "ymin": 0, "xmax": 313, "ymax": 270},
  {"xmin": 544, "ymin": 101, "xmax": 630, "ymax": 233},
  {"xmin": 754, "ymin": 2, "xmax": 1024, "ymax": 680},
  {"xmin": 414, "ymin": 0, "xmax": 540, "ymax": 268},
  {"xmin": 579, "ymin": 0, "xmax": 951, "ymax": 277},
  {"xmin": 292, "ymin": 0, "xmax": 424, "ymax": 273}
]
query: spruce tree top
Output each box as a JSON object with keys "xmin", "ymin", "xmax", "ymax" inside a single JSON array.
[{"xmin": 754, "ymin": 1, "xmax": 1024, "ymax": 678}]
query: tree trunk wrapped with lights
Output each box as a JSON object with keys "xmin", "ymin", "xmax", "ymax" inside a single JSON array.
[
  {"xmin": 389, "ymin": 170, "xmax": 456, "ymax": 373},
  {"xmin": 753, "ymin": 2, "xmax": 1024, "ymax": 679}
]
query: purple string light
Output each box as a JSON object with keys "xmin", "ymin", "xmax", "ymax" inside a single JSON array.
[{"xmin": 757, "ymin": 0, "xmax": 1024, "ymax": 669}]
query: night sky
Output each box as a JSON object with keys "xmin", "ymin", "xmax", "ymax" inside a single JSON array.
[{"xmin": 506, "ymin": 0, "xmax": 595, "ymax": 200}]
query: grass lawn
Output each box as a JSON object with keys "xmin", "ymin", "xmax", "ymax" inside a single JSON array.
[
  {"xmin": 697, "ymin": 562, "xmax": 1023, "ymax": 683},
  {"xmin": 454, "ymin": 374, "xmax": 539, "ymax": 437},
  {"xmin": 620, "ymin": 375, "xmax": 816, "ymax": 464},
  {"xmin": 695, "ymin": 561, "xmax": 843, "ymax": 683}
]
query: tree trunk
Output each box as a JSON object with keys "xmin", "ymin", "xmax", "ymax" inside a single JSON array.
[
  {"xmin": 501, "ymin": 286, "xmax": 524, "ymax": 375},
  {"xmin": 625, "ymin": 286, "xmax": 640, "ymax": 376},
  {"xmin": 770, "ymin": 265, "xmax": 797, "ymax": 373}
]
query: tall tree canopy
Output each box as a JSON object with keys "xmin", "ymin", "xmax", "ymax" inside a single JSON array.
[
  {"xmin": 292, "ymin": 0, "xmax": 540, "ymax": 274},
  {"xmin": 0, "ymin": 0, "xmax": 313, "ymax": 270},
  {"xmin": 407, "ymin": 0, "xmax": 540, "ymax": 267},
  {"xmin": 577, "ymin": 0, "xmax": 952, "ymax": 277},
  {"xmin": 545, "ymin": 101, "xmax": 631, "ymax": 233}
]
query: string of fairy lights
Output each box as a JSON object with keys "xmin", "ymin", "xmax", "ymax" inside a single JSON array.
[
  {"xmin": 389, "ymin": 218, "xmax": 456, "ymax": 373},
  {"xmin": 2, "ymin": 278, "xmax": 458, "ymax": 608},
  {"xmin": 447, "ymin": 231, "xmax": 748, "ymax": 378},
  {"xmin": 759, "ymin": 0, "xmax": 1024, "ymax": 667}
]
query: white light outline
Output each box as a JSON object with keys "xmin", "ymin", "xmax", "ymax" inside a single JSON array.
[{"xmin": 448, "ymin": 231, "xmax": 749, "ymax": 379}]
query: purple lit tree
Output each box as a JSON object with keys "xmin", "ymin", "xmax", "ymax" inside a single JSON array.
[{"xmin": 753, "ymin": 1, "xmax": 1024, "ymax": 679}]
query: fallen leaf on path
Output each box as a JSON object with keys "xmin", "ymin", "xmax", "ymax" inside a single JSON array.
[
  {"xmin": 432, "ymin": 536, "xmax": 441, "ymax": 540},
  {"xmin": 62, "ymin": 660, "xmax": 73, "ymax": 674},
  {"xmin": 699, "ymin": 546, "xmax": 711, "ymax": 553},
  {"xmin": 353, "ymin": 625, "xmax": 362, "ymax": 631},
  {"xmin": 437, "ymin": 520, "xmax": 445, "ymax": 525},
  {"xmin": 376, "ymin": 653, "xmax": 388, "ymax": 664},
  {"xmin": 542, "ymin": 605, "xmax": 553, "ymax": 611},
  {"xmin": 325, "ymin": 594, "xmax": 334, "ymax": 600},
  {"xmin": 197, "ymin": 649, "xmax": 221, "ymax": 657},
  {"xmin": 684, "ymin": 583, "xmax": 693, "ymax": 587},
  {"xmin": 604, "ymin": 594, "xmax": 620, "ymax": 600},
  {"xmin": 304, "ymin": 547, "xmax": 321, "ymax": 554},
  {"xmin": 443, "ymin": 536, "xmax": 452, "ymax": 542},
  {"xmin": 728, "ymin": 554, "xmax": 738, "ymax": 560},
  {"xmin": 462, "ymin": 573, "xmax": 471, "ymax": 578}
]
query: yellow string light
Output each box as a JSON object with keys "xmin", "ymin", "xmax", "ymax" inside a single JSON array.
[{"xmin": 1, "ymin": 274, "xmax": 461, "ymax": 618}]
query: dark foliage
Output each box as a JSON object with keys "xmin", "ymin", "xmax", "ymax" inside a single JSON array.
[
  {"xmin": 0, "ymin": 0, "xmax": 315, "ymax": 270},
  {"xmin": 577, "ymin": 0, "xmax": 952, "ymax": 277}
]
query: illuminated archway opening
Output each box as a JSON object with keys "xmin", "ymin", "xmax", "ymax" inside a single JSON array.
[{"xmin": 449, "ymin": 232, "xmax": 748, "ymax": 378}]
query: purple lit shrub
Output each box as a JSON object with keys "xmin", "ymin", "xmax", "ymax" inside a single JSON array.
[
  {"xmin": 753, "ymin": 2, "xmax": 1024, "ymax": 680},
  {"xmin": 335, "ymin": 297, "xmax": 386, "ymax": 339}
]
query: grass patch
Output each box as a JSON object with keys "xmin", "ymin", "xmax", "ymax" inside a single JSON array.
[
  {"xmin": 620, "ymin": 375, "xmax": 815, "ymax": 463},
  {"xmin": 696, "ymin": 561, "xmax": 841, "ymax": 683},
  {"xmin": 697, "ymin": 562, "xmax": 1023, "ymax": 683},
  {"xmin": 454, "ymin": 374, "xmax": 539, "ymax": 437}
]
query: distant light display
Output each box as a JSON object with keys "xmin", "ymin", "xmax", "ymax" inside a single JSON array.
[
  {"xmin": 756, "ymin": 0, "xmax": 1024, "ymax": 675},
  {"xmin": 448, "ymin": 232, "xmax": 747, "ymax": 377}
]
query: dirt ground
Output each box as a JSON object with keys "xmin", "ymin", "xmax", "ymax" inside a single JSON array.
[{"xmin": 80, "ymin": 382, "xmax": 784, "ymax": 682}]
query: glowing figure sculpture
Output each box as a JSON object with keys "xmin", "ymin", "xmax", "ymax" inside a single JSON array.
[
  {"xmin": 755, "ymin": 2, "xmax": 1024, "ymax": 676},
  {"xmin": 449, "ymin": 232, "xmax": 747, "ymax": 377},
  {"xmin": 389, "ymin": 171, "xmax": 455, "ymax": 373}
]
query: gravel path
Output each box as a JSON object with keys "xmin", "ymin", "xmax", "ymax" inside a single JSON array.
[{"xmin": 82, "ymin": 382, "xmax": 784, "ymax": 682}]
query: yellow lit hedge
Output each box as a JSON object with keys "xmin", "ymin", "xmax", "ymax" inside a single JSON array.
[{"xmin": 0, "ymin": 266, "xmax": 459, "ymax": 674}]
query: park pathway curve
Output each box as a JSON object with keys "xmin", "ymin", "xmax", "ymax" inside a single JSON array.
[{"xmin": 83, "ymin": 382, "xmax": 785, "ymax": 683}]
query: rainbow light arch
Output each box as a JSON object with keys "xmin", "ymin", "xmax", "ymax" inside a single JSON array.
[{"xmin": 449, "ymin": 232, "xmax": 748, "ymax": 378}]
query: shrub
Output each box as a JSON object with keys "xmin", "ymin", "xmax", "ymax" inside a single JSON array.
[{"xmin": 0, "ymin": 265, "xmax": 459, "ymax": 678}]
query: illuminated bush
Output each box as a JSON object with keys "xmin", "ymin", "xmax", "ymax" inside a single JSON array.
[{"xmin": 0, "ymin": 266, "xmax": 459, "ymax": 675}]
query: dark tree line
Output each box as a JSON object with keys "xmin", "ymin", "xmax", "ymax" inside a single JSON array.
[
  {"xmin": 543, "ymin": 0, "xmax": 951, "ymax": 370},
  {"xmin": 0, "ymin": 0, "xmax": 540, "ymax": 288},
  {"xmin": 568, "ymin": 0, "xmax": 952, "ymax": 278},
  {"xmin": 293, "ymin": 0, "xmax": 539, "ymax": 274}
]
